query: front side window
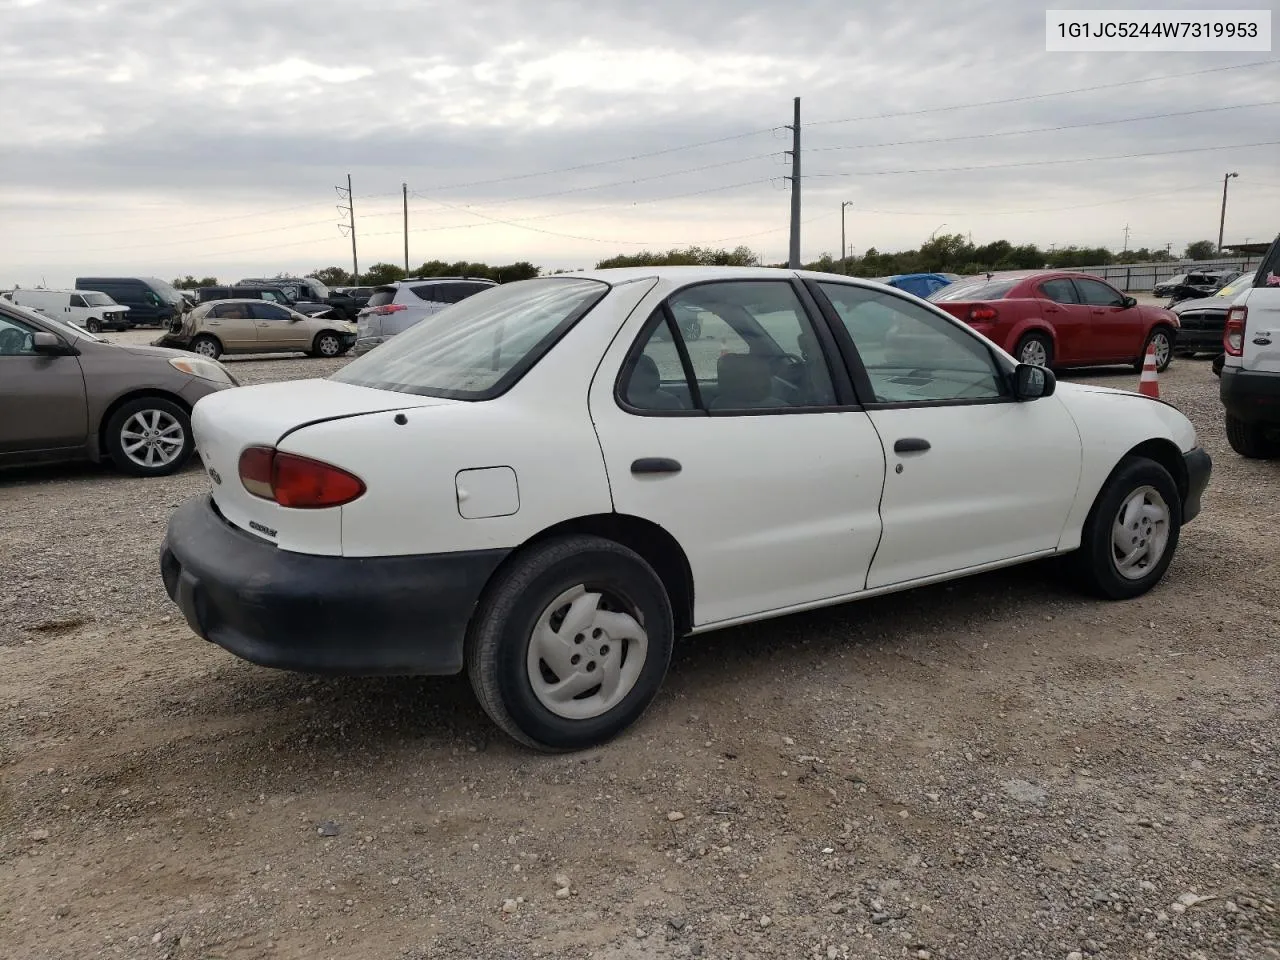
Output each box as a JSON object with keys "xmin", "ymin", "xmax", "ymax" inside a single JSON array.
[
  {"xmin": 619, "ymin": 281, "xmax": 837, "ymax": 413},
  {"xmin": 0, "ymin": 313, "xmax": 37, "ymax": 356},
  {"xmin": 332, "ymin": 278, "xmax": 608, "ymax": 399},
  {"xmin": 818, "ymin": 282, "xmax": 1006, "ymax": 404},
  {"xmin": 1075, "ymin": 278, "xmax": 1125, "ymax": 307},
  {"xmin": 70, "ymin": 295, "xmax": 88, "ymax": 308}
]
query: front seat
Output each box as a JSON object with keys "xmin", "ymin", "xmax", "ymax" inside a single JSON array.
[
  {"xmin": 709, "ymin": 353, "xmax": 782, "ymax": 410},
  {"xmin": 625, "ymin": 353, "xmax": 685, "ymax": 410}
]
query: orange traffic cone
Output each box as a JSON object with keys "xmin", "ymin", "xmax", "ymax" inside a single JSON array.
[{"xmin": 1137, "ymin": 342, "xmax": 1160, "ymax": 399}]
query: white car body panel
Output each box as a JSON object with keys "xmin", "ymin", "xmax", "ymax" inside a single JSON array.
[
  {"xmin": 1226, "ymin": 284, "xmax": 1280, "ymax": 374},
  {"xmin": 186, "ymin": 266, "xmax": 1204, "ymax": 636}
]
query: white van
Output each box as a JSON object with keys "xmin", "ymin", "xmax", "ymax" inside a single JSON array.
[{"xmin": 8, "ymin": 289, "xmax": 132, "ymax": 332}]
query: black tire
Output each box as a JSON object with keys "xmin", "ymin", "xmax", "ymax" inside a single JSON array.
[
  {"xmin": 466, "ymin": 535, "xmax": 675, "ymax": 751},
  {"xmin": 1015, "ymin": 332, "xmax": 1054, "ymax": 368},
  {"xmin": 190, "ymin": 334, "xmax": 222, "ymax": 360},
  {"xmin": 85, "ymin": 317, "xmax": 102, "ymax": 333},
  {"xmin": 1067, "ymin": 455, "xmax": 1181, "ymax": 600},
  {"xmin": 311, "ymin": 332, "xmax": 343, "ymax": 358},
  {"xmin": 1225, "ymin": 415, "xmax": 1280, "ymax": 459},
  {"xmin": 1135, "ymin": 326, "xmax": 1174, "ymax": 373},
  {"xmin": 103, "ymin": 397, "xmax": 194, "ymax": 478}
]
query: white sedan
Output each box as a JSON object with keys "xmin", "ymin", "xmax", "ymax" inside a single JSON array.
[{"xmin": 160, "ymin": 267, "xmax": 1211, "ymax": 750}]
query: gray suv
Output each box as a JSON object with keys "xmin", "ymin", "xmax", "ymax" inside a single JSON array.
[{"xmin": 355, "ymin": 277, "xmax": 496, "ymax": 354}]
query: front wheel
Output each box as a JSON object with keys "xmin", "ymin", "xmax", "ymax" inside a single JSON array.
[
  {"xmin": 466, "ymin": 535, "xmax": 675, "ymax": 751},
  {"xmin": 86, "ymin": 317, "xmax": 103, "ymax": 333},
  {"xmin": 190, "ymin": 335, "xmax": 222, "ymax": 360},
  {"xmin": 104, "ymin": 397, "xmax": 194, "ymax": 477},
  {"xmin": 1068, "ymin": 456, "xmax": 1181, "ymax": 600},
  {"xmin": 1135, "ymin": 327, "xmax": 1173, "ymax": 372},
  {"xmin": 312, "ymin": 332, "xmax": 343, "ymax": 358}
]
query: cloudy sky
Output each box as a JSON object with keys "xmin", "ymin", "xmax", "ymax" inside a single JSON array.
[{"xmin": 1, "ymin": 0, "xmax": 1277, "ymax": 286}]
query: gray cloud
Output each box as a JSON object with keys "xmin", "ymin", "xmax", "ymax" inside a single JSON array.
[{"xmin": 1, "ymin": 0, "xmax": 1277, "ymax": 281}]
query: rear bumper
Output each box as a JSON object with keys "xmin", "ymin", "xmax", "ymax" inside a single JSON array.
[
  {"xmin": 353, "ymin": 335, "xmax": 387, "ymax": 355},
  {"xmin": 1220, "ymin": 366, "xmax": 1280, "ymax": 424},
  {"xmin": 1181, "ymin": 446, "xmax": 1211, "ymax": 524},
  {"xmin": 159, "ymin": 495, "xmax": 509, "ymax": 676}
]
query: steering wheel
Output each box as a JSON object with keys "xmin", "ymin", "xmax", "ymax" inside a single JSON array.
[{"xmin": 0, "ymin": 328, "xmax": 29, "ymax": 355}]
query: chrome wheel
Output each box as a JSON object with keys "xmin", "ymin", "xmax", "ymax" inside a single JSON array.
[
  {"xmin": 1150, "ymin": 331, "xmax": 1171, "ymax": 370},
  {"xmin": 120, "ymin": 409, "xmax": 186, "ymax": 469},
  {"xmin": 1111, "ymin": 485, "xmax": 1171, "ymax": 581},
  {"xmin": 1020, "ymin": 338, "xmax": 1049, "ymax": 366},
  {"xmin": 192, "ymin": 339, "xmax": 219, "ymax": 358},
  {"xmin": 526, "ymin": 584, "xmax": 649, "ymax": 721},
  {"xmin": 317, "ymin": 334, "xmax": 341, "ymax": 357}
]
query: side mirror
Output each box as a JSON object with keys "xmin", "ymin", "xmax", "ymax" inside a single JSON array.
[
  {"xmin": 32, "ymin": 331, "xmax": 72, "ymax": 355},
  {"xmin": 1012, "ymin": 362, "xmax": 1055, "ymax": 401},
  {"xmin": 1122, "ymin": 296, "xmax": 1137, "ymax": 308}
]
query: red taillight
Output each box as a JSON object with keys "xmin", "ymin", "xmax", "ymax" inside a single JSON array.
[
  {"xmin": 1224, "ymin": 305, "xmax": 1248, "ymax": 357},
  {"xmin": 238, "ymin": 446, "xmax": 365, "ymax": 509},
  {"xmin": 969, "ymin": 306, "xmax": 998, "ymax": 322},
  {"xmin": 372, "ymin": 304, "xmax": 406, "ymax": 315}
]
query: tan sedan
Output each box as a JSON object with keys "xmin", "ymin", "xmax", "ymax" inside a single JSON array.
[{"xmin": 153, "ymin": 299, "xmax": 357, "ymax": 360}]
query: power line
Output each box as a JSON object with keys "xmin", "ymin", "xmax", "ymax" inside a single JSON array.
[
  {"xmin": 806, "ymin": 140, "xmax": 1280, "ymax": 179},
  {"xmin": 806, "ymin": 58, "xmax": 1280, "ymax": 127},
  {"xmin": 22, "ymin": 201, "xmax": 339, "ymax": 240},
  {"xmin": 22, "ymin": 217, "xmax": 342, "ymax": 256},
  {"xmin": 808, "ymin": 100, "xmax": 1280, "ymax": 154}
]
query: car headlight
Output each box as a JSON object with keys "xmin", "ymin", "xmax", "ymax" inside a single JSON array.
[{"xmin": 169, "ymin": 356, "xmax": 238, "ymax": 386}]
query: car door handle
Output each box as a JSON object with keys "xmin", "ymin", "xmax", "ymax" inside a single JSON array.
[
  {"xmin": 893, "ymin": 438, "xmax": 931, "ymax": 454},
  {"xmin": 631, "ymin": 457, "xmax": 682, "ymax": 475}
]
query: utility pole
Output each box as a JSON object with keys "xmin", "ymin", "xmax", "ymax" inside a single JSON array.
[
  {"xmin": 1218, "ymin": 171, "xmax": 1238, "ymax": 254},
  {"xmin": 336, "ymin": 175, "xmax": 360, "ymax": 282},
  {"xmin": 1122, "ymin": 223, "xmax": 1131, "ymax": 254},
  {"xmin": 402, "ymin": 182, "xmax": 409, "ymax": 273},
  {"xmin": 840, "ymin": 201, "xmax": 852, "ymax": 274},
  {"xmin": 786, "ymin": 97, "xmax": 801, "ymax": 269}
]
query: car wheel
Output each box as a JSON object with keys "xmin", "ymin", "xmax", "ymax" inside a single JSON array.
[
  {"xmin": 1225, "ymin": 415, "xmax": 1280, "ymax": 459},
  {"xmin": 86, "ymin": 317, "xmax": 102, "ymax": 333},
  {"xmin": 466, "ymin": 535, "xmax": 675, "ymax": 751},
  {"xmin": 1015, "ymin": 332, "xmax": 1053, "ymax": 368},
  {"xmin": 312, "ymin": 332, "xmax": 343, "ymax": 358},
  {"xmin": 1068, "ymin": 455, "xmax": 1181, "ymax": 600},
  {"xmin": 1135, "ymin": 327, "xmax": 1174, "ymax": 372},
  {"xmin": 190, "ymin": 335, "xmax": 222, "ymax": 360},
  {"xmin": 104, "ymin": 397, "xmax": 194, "ymax": 477}
]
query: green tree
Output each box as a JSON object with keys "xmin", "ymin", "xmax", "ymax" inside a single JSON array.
[
  {"xmin": 361, "ymin": 263, "xmax": 406, "ymax": 285},
  {"xmin": 595, "ymin": 245, "xmax": 758, "ymax": 269},
  {"xmin": 171, "ymin": 275, "xmax": 218, "ymax": 289},
  {"xmin": 312, "ymin": 266, "xmax": 353, "ymax": 286},
  {"xmin": 1184, "ymin": 240, "xmax": 1217, "ymax": 260}
]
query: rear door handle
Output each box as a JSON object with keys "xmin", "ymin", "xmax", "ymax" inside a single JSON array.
[
  {"xmin": 631, "ymin": 457, "xmax": 682, "ymax": 475},
  {"xmin": 893, "ymin": 438, "xmax": 931, "ymax": 454}
]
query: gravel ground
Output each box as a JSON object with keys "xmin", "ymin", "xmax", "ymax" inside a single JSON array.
[{"xmin": 1, "ymin": 334, "xmax": 1276, "ymax": 960}]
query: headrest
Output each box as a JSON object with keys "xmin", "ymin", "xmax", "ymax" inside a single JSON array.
[
  {"xmin": 716, "ymin": 353, "xmax": 771, "ymax": 403},
  {"xmin": 631, "ymin": 353, "xmax": 660, "ymax": 393}
]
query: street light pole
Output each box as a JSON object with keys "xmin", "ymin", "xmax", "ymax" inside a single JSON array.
[
  {"xmin": 930, "ymin": 223, "xmax": 948, "ymax": 241},
  {"xmin": 1218, "ymin": 171, "xmax": 1238, "ymax": 255},
  {"xmin": 840, "ymin": 201, "xmax": 853, "ymax": 273}
]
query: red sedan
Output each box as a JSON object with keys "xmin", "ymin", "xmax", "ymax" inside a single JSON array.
[{"xmin": 928, "ymin": 271, "xmax": 1180, "ymax": 372}]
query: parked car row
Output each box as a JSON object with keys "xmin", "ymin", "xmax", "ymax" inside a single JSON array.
[
  {"xmin": 1153, "ymin": 268, "xmax": 1244, "ymax": 307},
  {"xmin": 353, "ymin": 276, "xmax": 495, "ymax": 354}
]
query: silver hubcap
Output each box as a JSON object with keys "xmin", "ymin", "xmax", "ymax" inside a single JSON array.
[
  {"xmin": 1111, "ymin": 485, "xmax": 1171, "ymax": 580},
  {"xmin": 193, "ymin": 340, "xmax": 217, "ymax": 358},
  {"xmin": 120, "ymin": 410, "xmax": 185, "ymax": 468},
  {"xmin": 1151, "ymin": 333, "xmax": 1170, "ymax": 368},
  {"xmin": 526, "ymin": 585, "xmax": 648, "ymax": 720},
  {"xmin": 319, "ymin": 336, "xmax": 339, "ymax": 356},
  {"xmin": 1020, "ymin": 339, "xmax": 1049, "ymax": 366}
]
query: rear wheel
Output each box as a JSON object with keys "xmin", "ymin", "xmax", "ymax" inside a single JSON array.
[
  {"xmin": 190, "ymin": 335, "xmax": 222, "ymax": 359},
  {"xmin": 1015, "ymin": 332, "xmax": 1053, "ymax": 368},
  {"xmin": 312, "ymin": 332, "xmax": 343, "ymax": 357},
  {"xmin": 466, "ymin": 535, "xmax": 675, "ymax": 751},
  {"xmin": 1225, "ymin": 415, "xmax": 1280, "ymax": 459},
  {"xmin": 104, "ymin": 397, "xmax": 194, "ymax": 477},
  {"xmin": 85, "ymin": 317, "xmax": 102, "ymax": 333},
  {"xmin": 1068, "ymin": 456, "xmax": 1181, "ymax": 600}
]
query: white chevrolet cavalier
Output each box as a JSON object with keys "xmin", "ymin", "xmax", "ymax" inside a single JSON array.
[{"xmin": 161, "ymin": 268, "xmax": 1211, "ymax": 750}]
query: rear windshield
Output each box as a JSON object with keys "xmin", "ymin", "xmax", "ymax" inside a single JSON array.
[
  {"xmin": 82, "ymin": 292, "xmax": 115, "ymax": 306},
  {"xmin": 332, "ymin": 278, "xmax": 609, "ymax": 400},
  {"xmin": 930, "ymin": 278, "xmax": 1020, "ymax": 302},
  {"xmin": 367, "ymin": 287, "xmax": 398, "ymax": 307}
]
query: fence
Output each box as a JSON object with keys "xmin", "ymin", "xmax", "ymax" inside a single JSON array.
[{"xmin": 1068, "ymin": 257, "xmax": 1262, "ymax": 293}]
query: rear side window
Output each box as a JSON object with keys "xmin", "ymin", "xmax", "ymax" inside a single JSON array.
[
  {"xmin": 930, "ymin": 279, "xmax": 1019, "ymax": 302},
  {"xmin": 368, "ymin": 287, "xmax": 399, "ymax": 307},
  {"xmin": 410, "ymin": 284, "xmax": 441, "ymax": 303},
  {"xmin": 1038, "ymin": 278, "xmax": 1079, "ymax": 304},
  {"xmin": 1075, "ymin": 278, "xmax": 1125, "ymax": 307}
]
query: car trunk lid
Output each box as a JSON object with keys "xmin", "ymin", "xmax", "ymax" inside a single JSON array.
[{"xmin": 191, "ymin": 379, "xmax": 456, "ymax": 555}]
